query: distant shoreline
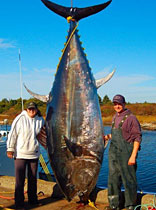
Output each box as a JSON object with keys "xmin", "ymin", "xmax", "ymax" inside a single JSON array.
[
  {"xmin": 1, "ymin": 121, "xmax": 156, "ymax": 131},
  {"xmin": 103, "ymin": 122, "xmax": 156, "ymax": 131},
  {"xmin": 140, "ymin": 123, "xmax": 156, "ymax": 131},
  {"xmin": 1, "ymin": 103, "xmax": 156, "ymax": 131}
]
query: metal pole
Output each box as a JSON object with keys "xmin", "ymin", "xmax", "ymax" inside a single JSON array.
[
  {"xmin": 71, "ymin": 0, "xmax": 73, "ymax": 7},
  {"xmin": 19, "ymin": 49, "xmax": 24, "ymax": 111}
]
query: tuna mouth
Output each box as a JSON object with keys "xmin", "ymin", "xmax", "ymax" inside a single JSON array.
[
  {"xmin": 67, "ymin": 158, "xmax": 100, "ymax": 201},
  {"xmin": 77, "ymin": 190, "xmax": 89, "ymax": 204}
]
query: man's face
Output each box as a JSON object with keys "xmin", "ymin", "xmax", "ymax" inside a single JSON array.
[
  {"xmin": 27, "ymin": 108, "xmax": 37, "ymax": 118},
  {"xmin": 113, "ymin": 102, "xmax": 125, "ymax": 114}
]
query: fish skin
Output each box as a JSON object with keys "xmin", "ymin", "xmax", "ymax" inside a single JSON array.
[
  {"xmin": 45, "ymin": 20, "xmax": 105, "ymax": 201},
  {"xmin": 25, "ymin": 0, "xmax": 112, "ymax": 202}
]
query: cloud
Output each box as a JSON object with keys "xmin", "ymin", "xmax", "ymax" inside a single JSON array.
[
  {"xmin": 0, "ymin": 68, "xmax": 156, "ymax": 103},
  {"xmin": 33, "ymin": 67, "xmax": 55, "ymax": 74},
  {"xmin": 112, "ymin": 74, "xmax": 155, "ymax": 86},
  {"xmin": 0, "ymin": 39, "xmax": 15, "ymax": 49},
  {"xmin": 0, "ymin": 71, "xmax": 54, "ymax": 100},
  {"xmin": 95, "ymin": 69, "xmax": 156, "ymax": 103},
  {"xmin": 94, "ymin": 68, "xmax": 155, "ymax": 84},
  {"xmin": 94, "ymin": 66, "xmax": 115, "ymax": 79}
]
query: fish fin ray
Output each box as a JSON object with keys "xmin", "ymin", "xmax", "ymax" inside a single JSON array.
[
  {"xmin": 24, "ymin": 83, "xmax": 49, "ymax": 103},
  {"xmin": 41, "ymin": 0, "xmax": 112, "ymax": 21},
  {"xmin": 41, "ymin": 0, "xmax": 70, "ymax": 19},
  {"xmin": 74, "ymin": 1, "xmax": 112, "ymax": 21},
  {"xmin": 96, "ymin": 69, "xmax": 115, "ymax": 89}
]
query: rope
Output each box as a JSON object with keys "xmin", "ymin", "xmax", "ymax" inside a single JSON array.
[
  {"xmin": 88, "ymin": 199, "xmax": 99, "ymax": 210},
  {"xmin": 67, "ymin": 16, "xmax": 76, "ymax": 22},
  {"xmin": 0, "ymin": 191, "xmax": 27, "ymax": 200},
  {"xmin": 134, "ymin": 195, "xmax": 156, "ymax": 210},
  {"xmin": 0, "ymin": 195, "xmax": 14, "ymax": 200},
  {"xmin": 0, "ymin": 191, "xmax": 14, "ymax": 194},
  {"xmin": 0, "ymin": 157, "xmax": 47, "ymax": 201},
  {"xmin": 56, "ymin": 17, "xmax": 79, "ymax": 73},
  {"xmin": 0, "ymin": 206, "xmax": 14, "ymax": 210},
  {"xmin": 39, "ymin": 154, "xmax": 53, "ymax": 182}
]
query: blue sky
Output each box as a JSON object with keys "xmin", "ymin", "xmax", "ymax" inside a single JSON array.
[{"xmin": 0, "ymin": 0, "xmax": 156, "ymax": 103}]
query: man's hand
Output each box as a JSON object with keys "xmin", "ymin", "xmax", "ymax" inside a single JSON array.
[
  {"xmin": 128, "ymin": 155, "xmax": 136, "ymax": 165},
  {"xmin": 7, "ymin": 151, "xmax": 14, "ymax": 159},
  {"xmin": 103, "ymin": 134, "xmax": 112, "ymax": 141},
  {"xmin": 103, "ymin": 134, "xmax": 112, "ymax": 148},
  {"xmin": 128, "ymin": 141, "xmax": 140, "ymax": 166}
]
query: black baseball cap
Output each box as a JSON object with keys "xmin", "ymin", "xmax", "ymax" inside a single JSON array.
[
  {"xmin": 112, "ymin": 94, "xmax": 126, "ymax": 105},
  {"xmin": 27, "ymin": 102, "xmax": 37, "ymax": 109}
]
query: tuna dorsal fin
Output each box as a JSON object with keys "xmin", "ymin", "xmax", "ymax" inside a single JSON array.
[
  {"xmin": 36, "ymin": 124, "xmax": 47, "ymax": 149},
  {"xmin": 24, "ymin": 83, "xmax": 50, "ymax": 103},
  {"xmin": 96, "ymin": 69, "xmax": 115, "ymax": 89},
  {"xmin": 41, "ymin": 0, "xmax": 112, "ymax": 21}
]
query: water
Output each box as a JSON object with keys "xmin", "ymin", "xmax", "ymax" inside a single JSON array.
[
  {"xmin": 0, "ymin": 125, "xmax": 11, "ymax": 131},
  {"xmin": 1, "ymin": 125, "xmax": 156, "ymax": 194},
  {"xmin": 97, "ymin": 127, "xmax": 156, "ymax": 194},
  {"xmin": 0, "ymin": 125, "xmax": 11, "ymax": 140},
  {"xmin": 39, "ymin": 126, "xmax": 156, "ymax": 194},
  {"xmin": 0, "ymin": 125, "xmax": 15, "ymax": 176}
]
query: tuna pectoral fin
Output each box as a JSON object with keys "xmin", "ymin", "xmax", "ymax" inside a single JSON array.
[
  {"xmin": 24, "ymin": 83, "xmax": 49, "ymax": 103},
  {"xmin": 63, "ymin": 136, "xmax": 82, "ymax": 156},
  {"xmin": 36, "ymin": 124, "xmax": 47, "ymax": 149},
  {"xmin": 96, "ymin": 69, "xmax": 115, "ymax": 89}
]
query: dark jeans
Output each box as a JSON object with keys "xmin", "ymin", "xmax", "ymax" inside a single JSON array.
[{"xmin": 14, "ymin": 158, "xmax": 38, "ymax": 207}]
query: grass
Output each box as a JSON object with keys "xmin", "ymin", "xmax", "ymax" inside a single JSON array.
[
  {"xmin": 0, "ymin": 103, "xmax": 156, "ymax": 127},
  {"xmin": 101, "ymin": 103, "xmax": 156, "ymax": 126},
  {"xmin": 102, "ymin": 114, "xmax": 156, "ymax": 125},
  {"xmin": 136, "ymin": 115, "xmax": 156, "ymax": 124}
]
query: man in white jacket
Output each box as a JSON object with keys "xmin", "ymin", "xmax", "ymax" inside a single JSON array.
[{"xmin": 7, "ymin": 102, "xmax": 44, "ymax": 210}]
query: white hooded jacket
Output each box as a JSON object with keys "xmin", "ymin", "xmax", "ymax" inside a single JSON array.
[{"xmin": 7, "ymin": 110, "xmax": 44, "ymax": 159}]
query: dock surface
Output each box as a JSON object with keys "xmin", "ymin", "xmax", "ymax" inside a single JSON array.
[{"xmin": 0, "ymin": 176, "xmax": 154, "ymax": 210}]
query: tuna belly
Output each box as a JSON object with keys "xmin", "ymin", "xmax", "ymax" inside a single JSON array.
[{"xmin": 50, "ymin": 155, "xmax": 101, "ymax": 201}]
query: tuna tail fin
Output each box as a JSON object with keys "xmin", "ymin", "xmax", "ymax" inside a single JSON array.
[{"xmin": 41, "ymin": 0, "xmax": 112, "ymax": 21}]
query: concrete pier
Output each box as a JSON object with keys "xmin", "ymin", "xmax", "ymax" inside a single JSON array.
[{"xmin": 0, "ymin": 176, "xmax": 155, "ymax": 210}]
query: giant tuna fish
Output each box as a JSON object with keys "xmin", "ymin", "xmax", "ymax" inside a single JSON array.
[{"xmin": 25, "ymin": 0, "xmax": 114, "ymax": 202}]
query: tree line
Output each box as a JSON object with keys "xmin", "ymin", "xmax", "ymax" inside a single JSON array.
[
  {"xmin": 0, "ymin": 96, "xmax": 156, "ymax": 124},
  {"xmin": 0, "ymin": 98, "xmax": 46, "ymax": 114},
  {"xmin": 0, "ymin": 95, "xmax": 113, "ymax": 114},
  {"xmin": 98, "ymin": 95, "xmax": 112, "ymax": 105}
]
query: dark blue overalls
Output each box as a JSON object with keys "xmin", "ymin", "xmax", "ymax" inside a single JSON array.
[{"xmin": 108, "ymin": 115, "xmax": 137, "ymax": 209}]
